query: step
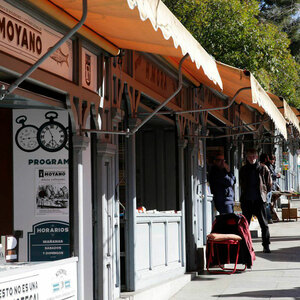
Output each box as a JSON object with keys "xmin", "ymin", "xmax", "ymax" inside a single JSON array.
[{"xmin": 119, "ymin": 273, "xmax": 195, "ymax": 300}]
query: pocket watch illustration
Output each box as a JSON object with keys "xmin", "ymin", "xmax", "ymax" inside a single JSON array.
[
  {"xmin": 37, "ymin": 111, "xmax": 67, "ymax": 152},
  {"xmin": 15, "ymin": 115, "xmax": 39, "ymax": 152}
]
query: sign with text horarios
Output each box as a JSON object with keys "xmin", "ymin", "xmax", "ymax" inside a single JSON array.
[
  {"xmin": 0, "ymin": 1, "xmax": 73, "ymax": 80},
  {"xmin": 13, "ymin": 109, "xmax": 69, "ymax": 262}
]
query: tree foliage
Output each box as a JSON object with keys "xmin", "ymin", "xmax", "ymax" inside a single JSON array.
[
  {"xmin": 259, "ymin": 0, "xmax": 300, "ymax": 62},
  {"xmin": 163, "ymin": 0, "xmax": 300, "ymax": 108}
]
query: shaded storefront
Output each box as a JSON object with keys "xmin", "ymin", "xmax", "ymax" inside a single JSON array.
[{"xmin": 0, "ymin": 1, "xmax": 299, "ymax": 300}]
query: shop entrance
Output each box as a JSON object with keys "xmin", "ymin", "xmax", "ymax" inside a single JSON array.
[
  {"xmin": 0, "ymin": 108, "xmax": 13, "ymax": 235},
  {"xmin": 118, "ymin": 101, "xmax": 178, "ymax": 291}
]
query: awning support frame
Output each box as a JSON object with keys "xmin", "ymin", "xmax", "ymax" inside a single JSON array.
[
  {"xmin": 194, "ymin": 114, "xmax": 267, "ymax": 139},
  {"xmin": 82, "ymin": 53, "xmax": 189, "ymax": 136},
  {"xmin": 193, "ymin": 130, "xmax": 259, "ymax": 139},
  {"xmin": 207, "ymin": 119, "xmax": 269, "ymax": 130},
  {"xmin": 138, "ymin": 87, "xmax": 251, "ymax": 116}
]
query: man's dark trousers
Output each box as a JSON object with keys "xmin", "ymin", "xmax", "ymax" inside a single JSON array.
[{"xmin": 241, "ymin": 199, "xmax": 270, "ymax": 247}]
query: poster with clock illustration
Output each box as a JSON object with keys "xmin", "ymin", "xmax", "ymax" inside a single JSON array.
[{"xmin": 13, "ymin": 109, "xmax": 69, "ymax": 261}]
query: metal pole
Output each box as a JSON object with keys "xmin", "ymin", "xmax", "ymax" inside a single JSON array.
[
  {"xmin": 190, "ymin": 115, "xmax": 267, "ymax": 139},
  {"xmin": 0, "ymin": 0, "xmax": 88, "ymax": 100},
  {"xmin": 83, "ymin": 129, "xmax": 129, "ymax": 136},
  {"xmin": 138, "ymin": 86, "xmax": 251, "ymax": 116},
  {"xmin": 206, "ymin": 119, "xmax": 269, "ymax": 130},
  {"xmin": 192, "ymin": 130, "xmax": 259, "ymax": 139}
]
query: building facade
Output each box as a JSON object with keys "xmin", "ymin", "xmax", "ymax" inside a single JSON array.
[{"xmin": 0, "ymin": 1, "xmax": 299, "ymax": 300}]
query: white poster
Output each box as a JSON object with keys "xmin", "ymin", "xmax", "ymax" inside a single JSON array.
[
  {"xmin": 35, "ymin": 168, "xmax": 69, "ymax": 216},
  {"xmin": 13, "ymin": 109, "xmax": 69, "ymax": 261},
  {"xmin": 0, "ymin": 2, "xmax": 73, "ymax": 80}
]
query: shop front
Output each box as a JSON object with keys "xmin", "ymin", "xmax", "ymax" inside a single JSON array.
[
  {"xmin": 2, "ymin": 1, "xmax": 298, "ymax": 300},
  {"xmin": 0, "ymin": 1, "xmax": 221, "ymax": 299},
  {"xmin": 0, "ymin": 1, "xmax": 101, "ymax": 298}
]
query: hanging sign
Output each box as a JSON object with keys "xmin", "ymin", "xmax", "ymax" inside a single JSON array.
[{"xmin": 282, "ymin": 152, "xmax": 289, "ymax": 171}]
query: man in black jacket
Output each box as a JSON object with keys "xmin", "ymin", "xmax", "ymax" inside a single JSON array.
[
  {"xmin": 209, "ymin": 153, "xmax": 236, "ymax": 214},
  {"xmin": 240, "ymin": 149, "xmax": 272, "ymax": 253}
]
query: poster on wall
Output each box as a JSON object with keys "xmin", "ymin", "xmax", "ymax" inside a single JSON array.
[
  {"xmin": 13, "ymin": 109, "xmax": 69, "ymax": 261},
  {"xmin": 35, "ymin": 168, "xmax": 69, "ymax": 216}
]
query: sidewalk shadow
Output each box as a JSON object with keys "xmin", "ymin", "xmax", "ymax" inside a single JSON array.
[
  {"xmin": 255, "ymin": 246, "xmax": 300, "ymax": 262},
  {"xmin": 270, "ymin": 235, "xmax": 300, "ymax": 242},
  {"xmin": 252, "ymin": 235, "xmax": 300, "ymax": 244},
  {"xmin": 214, "ymin": 286, "xmax": 300, "ymax": 298}
]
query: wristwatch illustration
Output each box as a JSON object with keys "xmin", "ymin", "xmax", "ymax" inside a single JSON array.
[
  {"xmin": 15, "ymin": 115, "xmax": 39, "ymax": 152},
  {"xmin": 37, "ymin": 111, "xmax": 67, "ymax": 152}
]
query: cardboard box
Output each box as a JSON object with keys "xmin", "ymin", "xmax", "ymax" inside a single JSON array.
[{"xmin": 282, "ymin": 208, "xmax": 298, "ymax": 221}]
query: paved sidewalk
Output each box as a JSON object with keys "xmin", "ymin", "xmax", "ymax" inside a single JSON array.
[{"xmin": 170, "ymin": 221, "xmax": 300, "ymax": 300}]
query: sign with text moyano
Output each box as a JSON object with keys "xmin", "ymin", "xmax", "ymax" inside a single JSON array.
[{"xmin": 0, "ymin": 1, "xmax": 73, "ymax": 80}]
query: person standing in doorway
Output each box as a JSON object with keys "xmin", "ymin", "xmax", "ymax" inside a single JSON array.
[
  {"xmin": 240, "ymin": 149, "xmax": 272, "ymax": 253},
  {"xmin": 208, "ymin": 152, "xmax": 236, "ymax": 214},
  {"xmin": 267, "ymin": 154, "xmax": 281, "ymax": 192},
  {"xmin": 259, "ymin": 153, "xmax": 273, "ymax": 223},
  {"xmin": 267, "ymin": 154, "xmax": 281, "ymax": 222}
]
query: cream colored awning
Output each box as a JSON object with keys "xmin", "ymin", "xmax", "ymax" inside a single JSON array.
[
  {"xmin": 284, "ymin": 100, "xmax": 300, "ymax": 133},
  {"xmin": 179, "ymin": 61, "xmax": 287, "ymax": 138},
  {"xmin": 33, "ymin": 0, "xmax": 222, "ymax": 89},
  {"xmin": 126, "ymin": 0, "xmax": 222, "ymax": 88},
  {"xmin": 250, "ymin": 74, "xmax": 287, "ymax": 139},
  {"xmin": 268, "ymin": 92, "xmax": 300, "ymax": 134}
]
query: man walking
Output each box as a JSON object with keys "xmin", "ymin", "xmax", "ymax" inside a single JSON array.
[
  {"xmin": 239, "ymin": 149, "xmax": 272, "ymax": 253},
  {"xmin": 209, "ymin": 152, "xmax": 236, "ymax": 214}
]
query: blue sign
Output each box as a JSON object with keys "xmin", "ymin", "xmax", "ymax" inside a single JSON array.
[{"xmin": 28, "ymin": 221, "xmax": 70, "ymax": 261}]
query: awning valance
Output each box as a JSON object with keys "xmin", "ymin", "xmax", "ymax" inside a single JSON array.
[
  {"xmin": 179, "ymin": 61, "xmax": 287, "ymax": 139},
  {"xmin": 36, "ymin": 0, "xmax": 222, "ymax": 89},
  {"xmin": 250, "ymin": 74, "xmax": 287, "ymax": 139},
  {"xmin": 283, "ymin": 100, "xmax": 300, "ymax": 133},
  {"xmin": 267, "ymin": 93, "xmax": 300, "ymax": 134}
]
